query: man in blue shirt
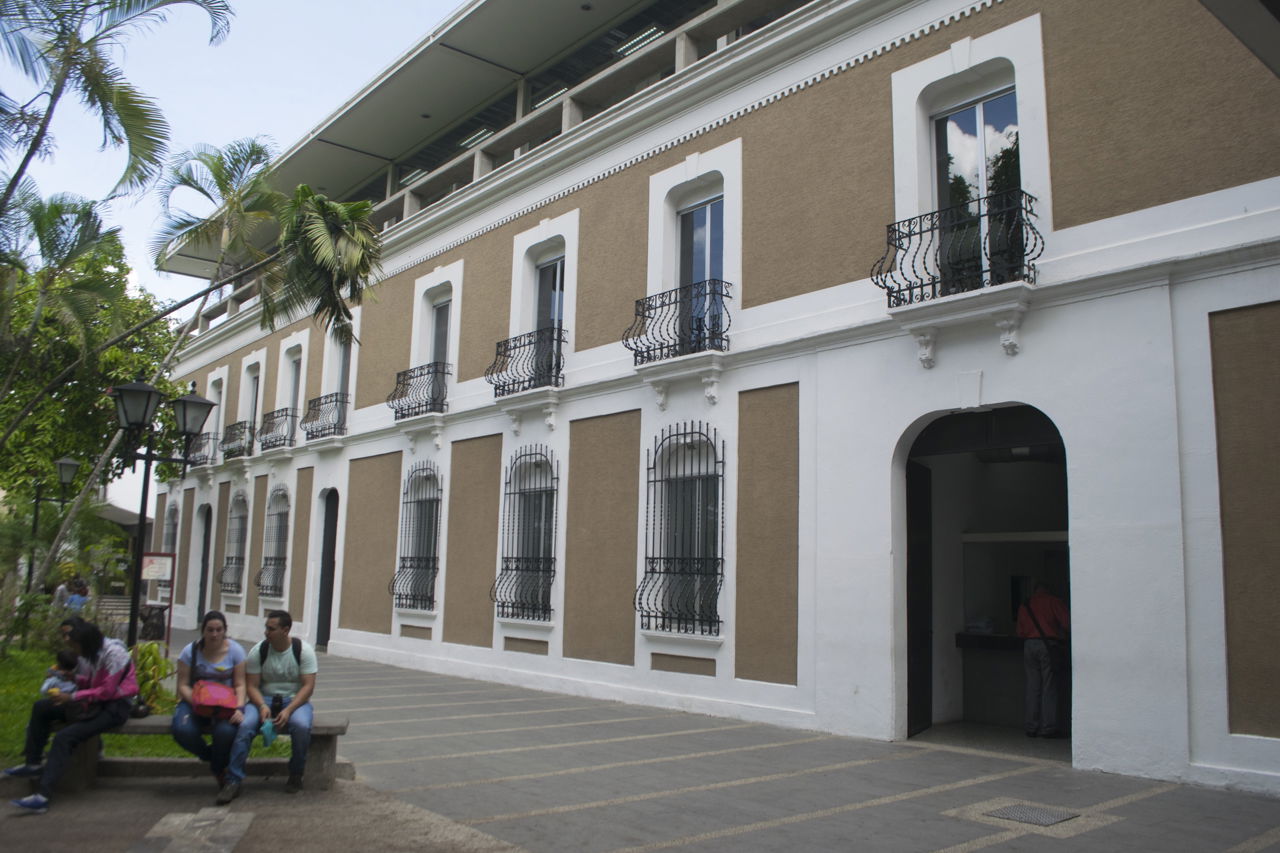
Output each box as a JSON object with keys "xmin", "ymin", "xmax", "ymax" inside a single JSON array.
[{"xmin": 217, "ymin": 610, "xmax": 318, "ymax": 803}]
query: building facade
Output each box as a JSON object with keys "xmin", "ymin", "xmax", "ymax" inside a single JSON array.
[{"xmin": 155, "ymin": 0, "xmax": 1280, "ymax": 793}]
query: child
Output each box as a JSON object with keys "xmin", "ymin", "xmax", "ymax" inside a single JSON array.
[{"xmin": 40, "ymin": 650, "xmax": 79, "ymax": 698}]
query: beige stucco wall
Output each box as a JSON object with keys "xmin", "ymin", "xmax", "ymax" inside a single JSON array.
[
  {"xmin": 289, "ymin": 467, "xmax": 314, "ymax": 619},
  {"xmin": 442, "ymin": 434, "xmax": 502, "ymax": 647},
  {"xmin": 176, "ymin": 488, "xmax": 195, "ymax": 606},
  {"xmin": 652, "ymin": 653, "xmax": 715, "ymax": 676},
  {"xmin": 246, "ymin": 475, "xmax": 268, "ymax": 616},
  {"xmin": 151, "ymin": 493, "xmax": 167, "ymax": 550},
  {"xmin": 1040, "ymin": 0, "xmax": 1280, "ymax": 229},
  {"xmin": 339, "ymin": 452, "xmax": 401, "ymax": 635},
  {"xmin": 355, "ymin": 268, "xmax": 415, "ymax": 409},
  {"xmin": 736, "ymin": 383, "xmax": 799, "ymax": 685},
  {"xmin": 563, "ymin": 410, "xmax": 641, "ymax": 666},
  {"xmin": 1210, "ymin": 300, "xmax": 1280, "ymax": 738},
  {"xmin": 212, "ymin": 481, "xmax": 230, "ymax": 612}
]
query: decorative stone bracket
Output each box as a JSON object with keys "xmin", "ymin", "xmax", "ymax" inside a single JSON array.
[
  {"xmin": 634, "ymin": 351, "xmax": 725, "ymax": 410},
  {"xmin": 496, "ymin": 388, "xmax": 560, "ymax": 436},
  {"xmin": 404, "ymin": 413, "xmax": 446, "ymax": 454},
  {"xmin": 888, "ymin": 281, "xmax": 1034, "ymax": 369}
]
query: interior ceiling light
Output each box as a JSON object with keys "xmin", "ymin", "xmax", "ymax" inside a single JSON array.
[
  {"xmin": 616, "ymin": 26, "xmax": 664, "ymax": 56},
  {"xmin": 458, "ymin": 128, "xmax": 494, "ymax": 149},
  {"xmin": 533, "ymin": 86, "xmax": 568, "ymax": 109}
]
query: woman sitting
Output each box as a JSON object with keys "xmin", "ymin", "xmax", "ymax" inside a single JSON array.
[
  {"xmin": 5, "ymin": 617, "xmax": 138, "ymax": 814},
  {"xmin": 171, "ymin": 610, "xmax": 247, "ymax": 790}
]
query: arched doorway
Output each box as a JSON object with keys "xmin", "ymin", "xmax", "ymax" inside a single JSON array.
[
  {"xmin": 903, "ymin": 404, "xmax": 1069, "ymax": 741},
  {"xmin": 315, "ymin": 489, "xmax": 339, "ymax": 650}
]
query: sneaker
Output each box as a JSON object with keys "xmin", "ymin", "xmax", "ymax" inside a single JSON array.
[
  {"xmin": 215, "ymin": 781, "xmax": 241, "ymax": 805},
  {"xmin": 11, "ymin": 793, "xmax": 49, "ymax": 814},
  {"xmin": 285, "ymin": 774, "xmax": 303, "ymax": 794},
  {"xmin": 3, "ymin": 764, "xmax": 43, "ymax": 778}
]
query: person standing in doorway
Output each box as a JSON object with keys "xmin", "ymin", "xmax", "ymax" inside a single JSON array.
[
  {"xmin": 218, "ymin": 610, "xmax": 317, "ymax": 803},
  {"xmin": 1017, "ymin": 582, "xmax": 1070, "ymax": 738}
]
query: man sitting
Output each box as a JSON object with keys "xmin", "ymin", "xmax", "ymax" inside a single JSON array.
[{"xmin": 217, "ymin": 609, "xmax": 317, "ymax": 803}]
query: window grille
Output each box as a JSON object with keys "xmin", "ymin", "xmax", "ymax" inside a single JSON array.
[
  {"xmin": 491, "ymin": 446, "xmax": 558, "ymax": 621},
  {"xmin": 257, "ymin": 487, "xmax": 289, "ymax": 597},
  {"xmin": 634, "ymin": 422, "xmax": 724, "ymax": 635},
  {"xmin": 390, "ymin": 462, "xmax": 443, "ymax": 610},
  {"xmin": 220, "ymin": 492, "xmax": 248, "ymax": 593}
]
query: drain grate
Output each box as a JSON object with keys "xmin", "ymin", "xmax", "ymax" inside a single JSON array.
[{"xmin": 984, "ymin": 804, "xmax": 1080, "ymax": 826}]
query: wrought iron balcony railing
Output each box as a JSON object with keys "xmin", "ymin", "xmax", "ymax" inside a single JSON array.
[
  {"xmin": 256, "ymin": 556, "xmax": 286, "ymax": 598},
  {"xmin": 387, "ymin": 362, "xmax": 450, "ymax": 419},
  {"xmin": 622, "ymin": 279, "xmax": 732, "ymax": 366},
  {"xmin": 220, "ymin": 421, "xmax": 254, "ymax": 460},
  {"xmin": 483, "ymin": 326, "xmax": 566, "ymax": 398},
  {"xmin": 258, "ymin": 407, "xmax": 298, "ymax": 450},
  {"xmin": 870, "ymin": 188, "xmax": 1044, "ymax": 308},
  {"xmin": 489, "ymin": 556, "xmax": 554, "ymax": 621},
  {"xmin": 634, "ymin": 557, "xmax": 724, "ymax": 636},
  {"xmin": 301, "ymin": 392, "xmax": 349, "ymax": 439},
  {"xmin": 219, "ymin": 556, "xmax": 244, "ymax": 594},
  {"xmin": 389, "ymin": 556, "xmax": 439, "ymax": 610},
  {"xmin": 187, "ymin": 432, "xmax": 218, "ymax": 466}
]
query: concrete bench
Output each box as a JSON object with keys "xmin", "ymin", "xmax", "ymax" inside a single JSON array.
[{"xmin": 46, "ymin": 713, "xmax": 352, "ymax": 794}]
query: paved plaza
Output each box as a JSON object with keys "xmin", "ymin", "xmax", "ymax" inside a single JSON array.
[{"xmin": 4, "ymin": 645, "xmax": 1279, "ymax": 851}]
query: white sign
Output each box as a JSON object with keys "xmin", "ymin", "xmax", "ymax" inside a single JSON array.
[{"xmin": 141, "ymin": 554, "xmax": 174, "ymax": 581}]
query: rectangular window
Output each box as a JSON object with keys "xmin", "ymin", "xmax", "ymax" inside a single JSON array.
[
  {"xmin": 677, "ymin": 198, "xmax": 725, "ymax": 354},
  {"xmin": 933, "ymin": 90, "xmax": 1021, "ymax": 293},
  {"xmin": 535, "ymin": 257, "xmax": 565, "ymax": 330},
  {"xmin": 678, "ymin": 198, "xmax": 724, "ymax": 287},
  {"xmin": 431, "ymin": 301, "xmax": 450, "ymax": 365}
]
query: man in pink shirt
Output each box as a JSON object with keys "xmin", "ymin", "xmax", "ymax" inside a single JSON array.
[{"xmin": 1016, "ymin": 582, "xmax": 1070, "ymax": 738}]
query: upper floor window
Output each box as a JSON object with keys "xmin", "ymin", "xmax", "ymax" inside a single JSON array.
[
  {"xmin": 392, "ymin": 463, "xmax": 443, "ymax": 610},
  {"xmin": 635, "ymin": 422, "xmax": 725, "ymax": 636},
  {"xmin": 934, "ymin": 89, "xmax": 1019, "ymax": 210},
  {"xmin": 679, "ymin": 197, "xmax": 723, "ymax": 288}
]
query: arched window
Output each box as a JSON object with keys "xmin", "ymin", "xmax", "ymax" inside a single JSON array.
[
  {"xmin": 391, "ymin": 462, "xmax": 443, "ymax": 610},
  {"xmin": 635, "ymin": 422, "xmax": 724, "ymax": 635},
  {"xmin": 221, "ymin": 492, "xmax": 249, "ymax": 594},
  {"xmin": 257, "ymin": 487, "xmax": 289, "ymax": 597},
  {"xmin": 491, "ymin": 446, "xmax": 558, "ymax": 621}
]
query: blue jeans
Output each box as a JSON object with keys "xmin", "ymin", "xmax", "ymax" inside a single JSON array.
[
  {"xmin": 171, "ymin": 700, "xmax": 238, "ymax": 777},
  {"xmin": 227, "ymin": 697, "xmax": 312, "ymax": 783}
]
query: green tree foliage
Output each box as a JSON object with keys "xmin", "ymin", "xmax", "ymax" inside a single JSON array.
[
  {"xmin": 0, "ymin": 0, "xmax": 234, "ymax": 217},
  {"xmin": 0, "ymin": 212, "xmax": 184, "ymax": 497}
]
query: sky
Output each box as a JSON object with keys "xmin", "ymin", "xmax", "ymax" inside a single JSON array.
[
  {"xmin": 12, "ymin": 0, "xmax": 465, "ymax": 511},
  {"xmin": 21, "ymin": 0, "xmax": 462, "ymax": 307}
]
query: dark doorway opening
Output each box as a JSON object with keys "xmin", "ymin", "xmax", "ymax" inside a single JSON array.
[
  {"xmin": 315, "ymin": 490, "xmax": 339, "ymax": 650},
  {"xmin": 905, "ymin": 405, "xmax": 1069, "ymax": 740}
]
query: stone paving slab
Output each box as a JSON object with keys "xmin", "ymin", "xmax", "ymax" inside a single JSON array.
[
  {"xmin": 8, "ymin": 641, "xmax": 1278, "ymax": 851},
  {"xmin": 308, "ymin": 652, "xmax": 1280, "ymax": 853}
]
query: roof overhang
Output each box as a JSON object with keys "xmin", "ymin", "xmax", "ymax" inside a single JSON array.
[{"xmin": 164, "ymin": 0, "xmax": 653, "ymax": 278}]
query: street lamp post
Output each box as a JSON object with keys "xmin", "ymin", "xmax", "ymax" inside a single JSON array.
[
  {"xmin": 27, "ymin": 456, "xmax": 81, "ymax": 592},
  {"xmin": 109, "ymin": 380, "xmax": 213, "ymax": 647}
]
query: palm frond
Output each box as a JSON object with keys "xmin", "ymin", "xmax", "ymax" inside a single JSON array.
[{"xmin": 92, "ymin": 0, "xmax": 232, "ymax": 47}]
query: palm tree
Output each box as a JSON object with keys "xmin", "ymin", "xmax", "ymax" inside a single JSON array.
[
  {"xmin": 264, "ymin": 184, "xmax": 383, "ymax": 345},
  {"xmin": 0, "ymin": 0, "xmax": 233, "ymax": 218},
  {"xmin": 151, "ymin": 136, "xmax": 281, "ymax": 290},
  {"xmin": 0, "ymin": 190, "xmax": 125, "ymax": 405}
]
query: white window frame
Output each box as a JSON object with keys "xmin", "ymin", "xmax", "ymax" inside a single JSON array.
[
  {"xmin": 411, "ymin": 259, "xmax": 462, "ymax": 369},
  {"xmin": 889, "ymin": 14, "xmax": 1052, "ymax": 232},
  {"xmin": 647, "ymin": 138, "xmax": 743, "ymax": 299},
  {"xmin": 508, "ymin": 209, "xmax": 579, "ymax": 341}
]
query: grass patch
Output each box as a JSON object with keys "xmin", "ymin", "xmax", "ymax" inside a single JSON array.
[{"xmin": 1, "ymin": 648, "xmax": 289, "ymax": 763}]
